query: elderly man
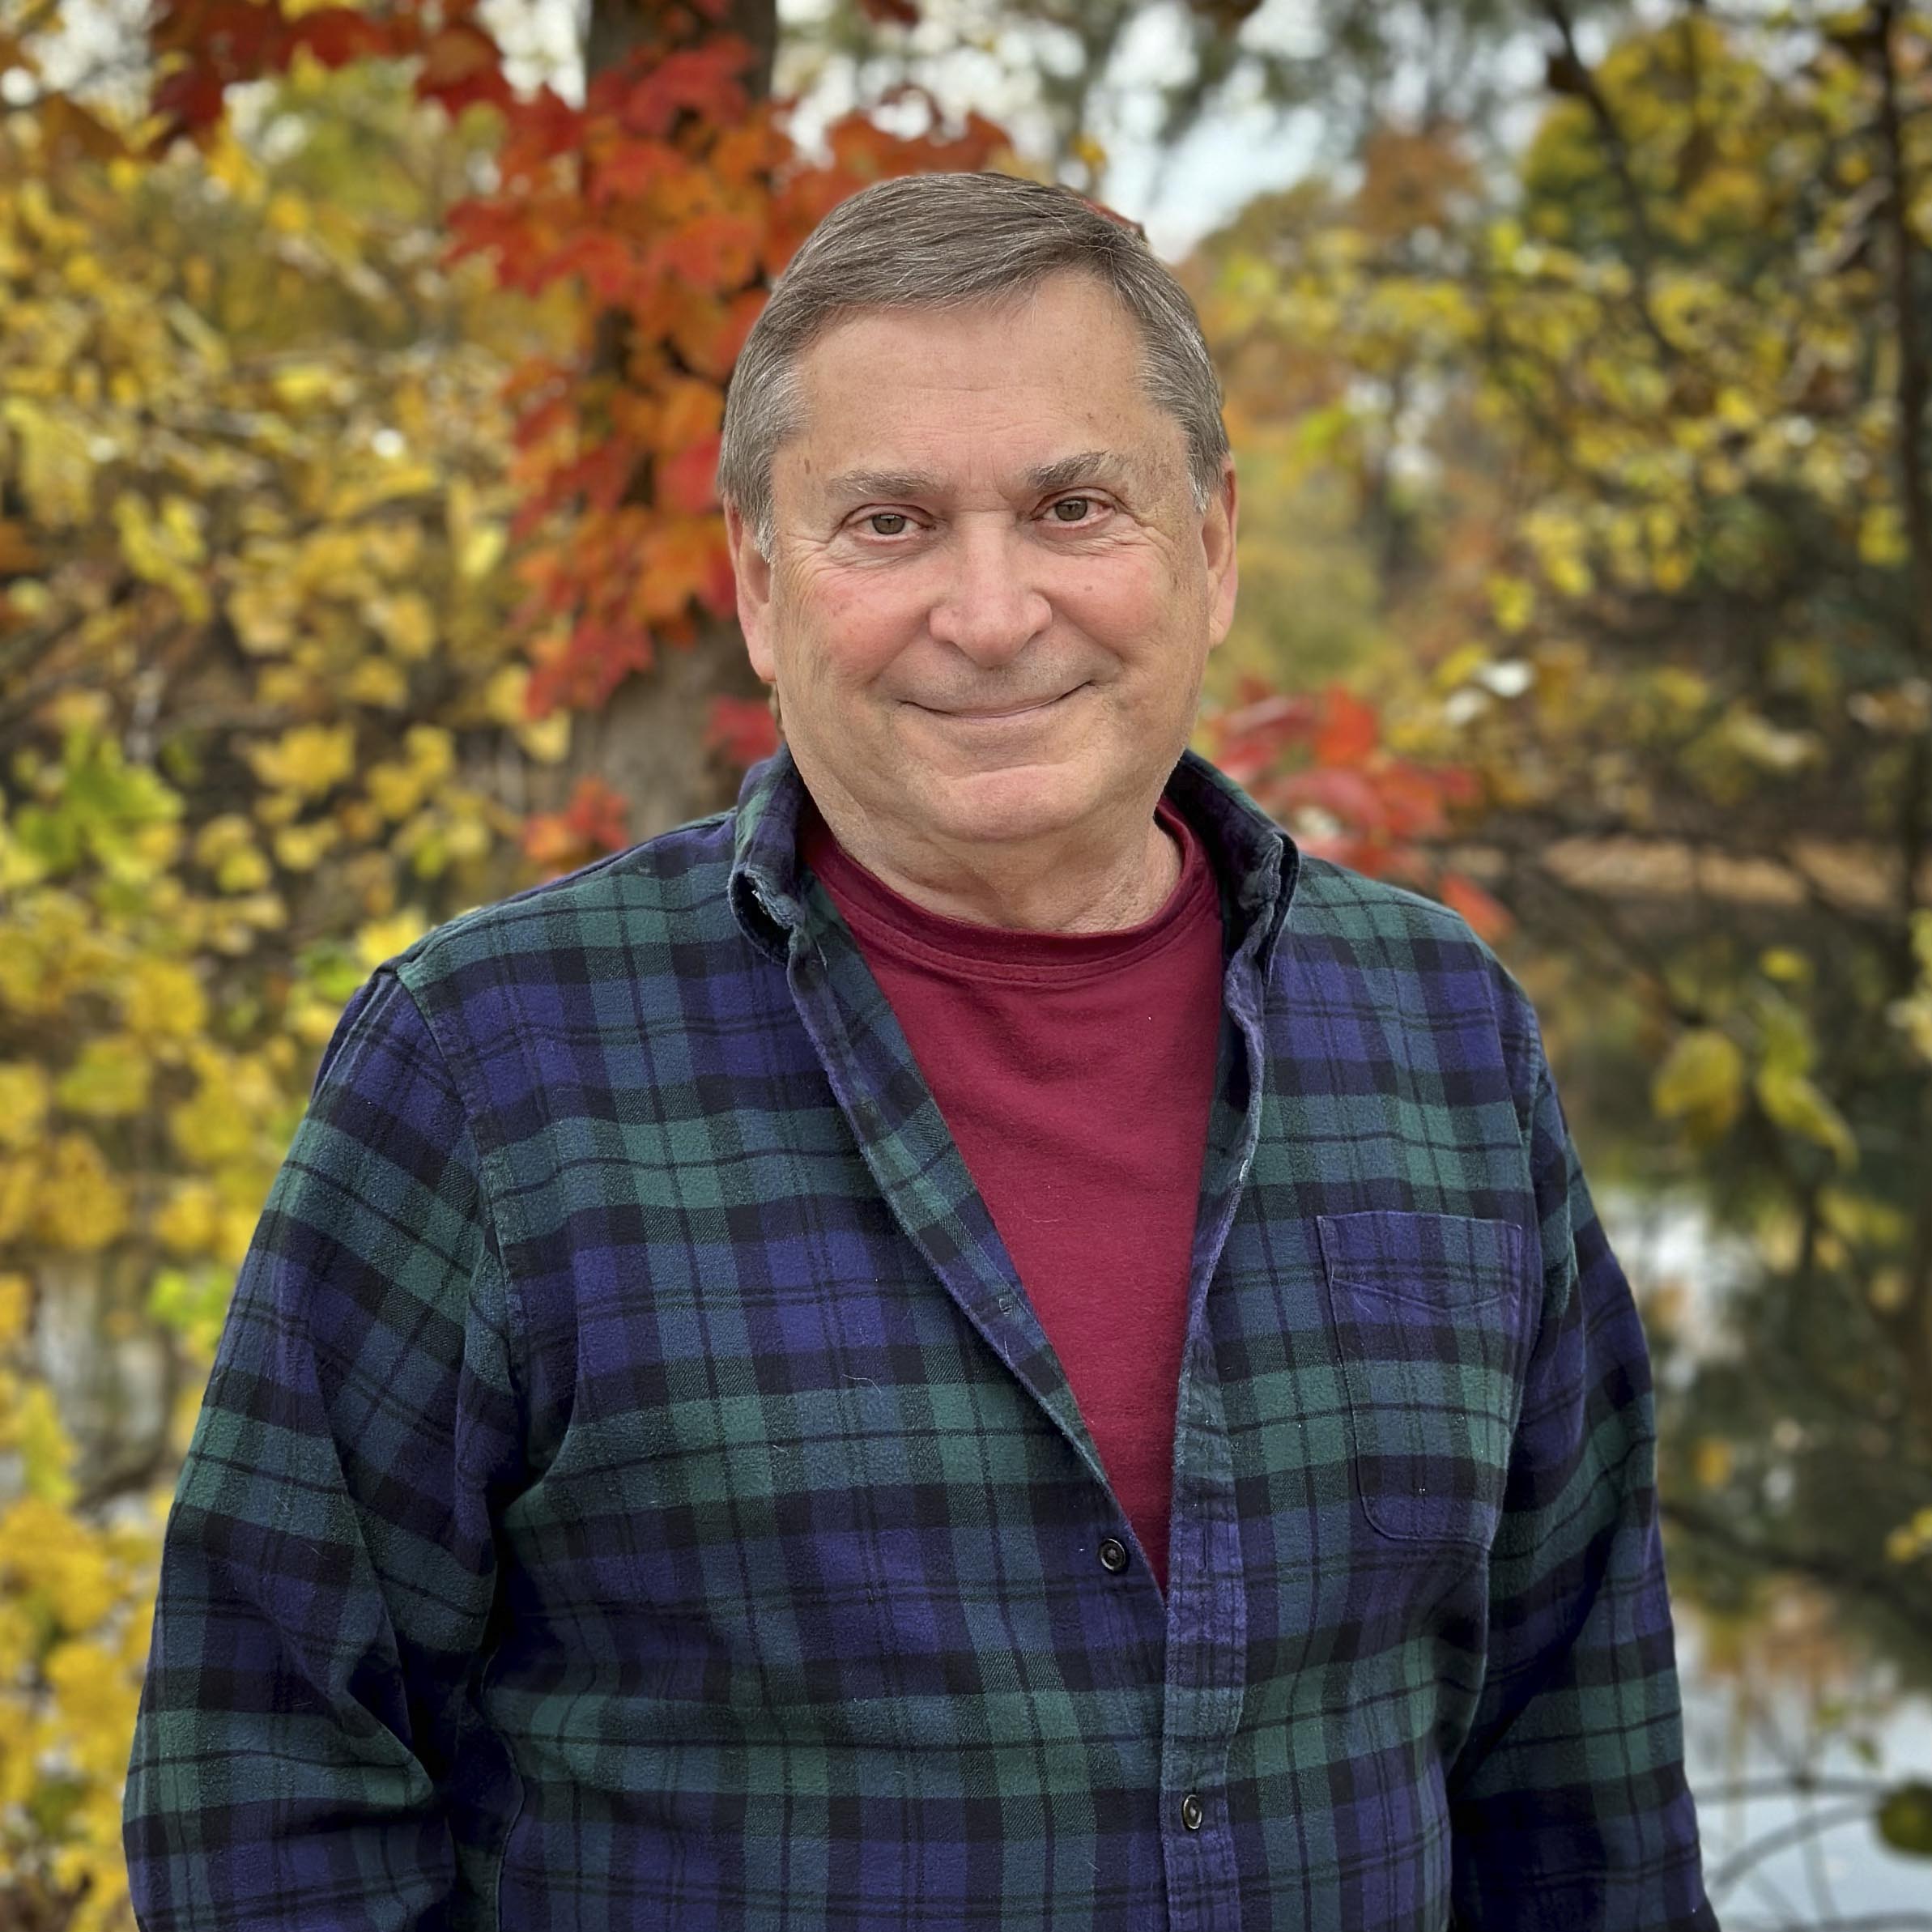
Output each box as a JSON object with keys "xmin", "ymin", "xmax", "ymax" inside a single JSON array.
[{"xmin": 124, "ymin": 172, "xmax": 1717, "ymax": 1932}]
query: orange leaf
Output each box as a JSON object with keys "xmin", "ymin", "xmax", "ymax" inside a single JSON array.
[
  {"xmin": 1313, "ymin": 685, "xmax": 1380, "ymax": 766},
  {"xmin": 659, "ymin": 435, "xmax": 722, "ymax": 516},
  {"xmin": 1436, "ymin": 872, "xmax": 1514, "ymax": 943},
  {"xmin": 654, "ymin": 379, "xmax": 724, "ymax": 455},
  {"xmin": 36, "ymin": 92, "xmax": 129, "ymax": 160}
]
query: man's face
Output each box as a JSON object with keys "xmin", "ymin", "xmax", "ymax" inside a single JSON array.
[{"xmin": 726, "ymin": 270, "xmax": 1239, "ymax": 859}]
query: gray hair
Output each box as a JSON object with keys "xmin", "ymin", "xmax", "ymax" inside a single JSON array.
[{"xmin": 715, "ymin": 171, "xmax": 1229, "ymax": 558}]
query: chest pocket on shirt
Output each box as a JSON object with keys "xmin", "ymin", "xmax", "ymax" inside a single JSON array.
[{"xmin": 1317, "ymin": 1209, "xmax": 1534, "ymax": 1548}]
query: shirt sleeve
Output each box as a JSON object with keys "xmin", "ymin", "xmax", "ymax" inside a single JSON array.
[
  {"xmin": 1445, "ymin": 1036, "xmax": 1719, "ymax": 1932},
  {"xmin": 122, "ymin": 966, "xmax": 527, "ymax": 1932}
]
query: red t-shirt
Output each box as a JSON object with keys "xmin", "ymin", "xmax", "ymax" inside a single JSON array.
[{"xmin": 800, "ymin": 795, "xmax": 1224, "ymax": 1594}]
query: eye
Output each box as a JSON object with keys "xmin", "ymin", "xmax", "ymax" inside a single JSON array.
[
  {"xmin": 1049, "ymin": 496, "xmax": 1094, "ymax": 523},
  {"xmin": 865, "ymin": 512, "xmax": 911, "ymax": 536}
]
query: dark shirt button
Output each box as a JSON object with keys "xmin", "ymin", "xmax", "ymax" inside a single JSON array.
[
  {"xmin": 1098, "ymin": 1537, "xmax": 1130, "ymax": 1574},
  {"xmin": 1181, "ymin": 1791, "xmax": 1204, "ymax": 1832}
]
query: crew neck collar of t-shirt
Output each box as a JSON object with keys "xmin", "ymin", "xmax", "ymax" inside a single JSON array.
[{"xmin": 798, "ymin": 794, "xmax": 1219, "ymax": 989}]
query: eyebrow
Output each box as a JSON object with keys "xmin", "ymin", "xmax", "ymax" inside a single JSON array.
[{"xmin": 820, "ymin": 449, "xmax": 1151, "ymax": 509}]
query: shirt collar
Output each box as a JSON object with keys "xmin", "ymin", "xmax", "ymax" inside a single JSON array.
[{"xmin": 728, "ymin": 738, "xmax": 1300, "ymax": 975}]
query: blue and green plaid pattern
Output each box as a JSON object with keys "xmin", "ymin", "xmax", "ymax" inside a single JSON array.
[{"xmin": 122, "ymin": 743, "xmax": 1716, "ymax": 1931}]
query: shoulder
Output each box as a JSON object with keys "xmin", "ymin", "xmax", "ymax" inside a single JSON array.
[
  {"xmin": 1283, "ymin": 850, "xmax": 1550, "ymax": 1115},
  {"xmin": 1287, "ymin": 851, "xmax": 1499, "ymax": 955},
  {"xmin": 326, "ymin": 807, "xmax": 741, "ymax": 1083},
  {"xmin": 388, "ymin": 807, "xmax": 737, "ymax": 992}
]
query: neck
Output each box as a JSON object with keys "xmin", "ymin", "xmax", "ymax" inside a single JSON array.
[{"xmin": 805, "ymin": 793, "xmax": 1183, "ymax": 934}]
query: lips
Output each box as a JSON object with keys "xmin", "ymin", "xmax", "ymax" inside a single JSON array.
[{"xmin": 913, "ymin": 687, "xmax": 1081, "ymax": 720}]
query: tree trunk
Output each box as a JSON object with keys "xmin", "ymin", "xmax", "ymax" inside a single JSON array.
[{"xmin": 573, "ymin": 0, "xmax": 779, "ymax": 840}]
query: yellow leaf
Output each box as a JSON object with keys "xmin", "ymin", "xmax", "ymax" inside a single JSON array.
[
  {"xmin": 368, "ymin": 591, "xmax": 437, "ymax": 661},
  {"xmin": 0, "ymin": 1496, "xmax": 116, "ymax": 1630},
  {"xmin": 404, "ymin": 724, "xmax": 455, "ymax": 780},
  {"xmin": 121, "ymin": 958, "xmax": 207, "ymax": 1040},
  {"xmin": 515, "ymin": 709, "xmax": 571, "ymax": 764},
  {"xmin": 245, "ymin": 722, "xmax": 356, "ymax": 798},
  {"xmin": 284, "ymin": 984, "xmax": 347, "ymax": 1047},
  {"xmin": 226, "ymin": 576, "xmax": 299, "ymax": 655},
  {"xmin": 1652, "ymin": 1028, "xmax": 1744, "ymax": 1139},
  {"xmin": 1755, "ymin": 1066, "xmax": 1858, "ymax": 1168},
  {"xmin": 1487, "ymin": 572, "xmax": 1535, "ymax": 634},
  {"xmin": 53, "ymin": 1034, "xmax": 153, "ymax": 1118},
  {"xmin": 343, "ymin": 654, "xmax": 411, "ymax": 709},
  {"xmin": 271, "ymin": 819, "xmax": 342, "ymax": 871},
  {"xmin": 459, "ymin": 521, "xmax": 506, "ymax": 581},
  {"xmin": 155, "ymin": 1181, "xmax": 220, "ymax": 1257},
  {"xmin": 111, "ymin": 490, "xmax": 211, "ymax": 621},
  {"xmin": 483, "ymin": 663, "xmax": 533, "ymax": 726},
  {"xmin": 14, "ymin": 1380, "xmax": 76, "ymax": 1504},
  {"xmin": 32, "ymin": 1132, "xmax": 131, "ymax": 1251},
  {"xmin": 1070, "ymin": 131, "xmax": 1108, "ymax": 175},
  {"xmin": 356, "ymin": 909, "xmax": 432, "ymax": 971},
  {"xmin": 270, "ymin": 363, "xmax": 339, "ymax": 408},
  {"xmin": 366, "ymin": 760, "xmax": 427, "ymax": 822},
  {"xmin": 1432, "ymin": 643, "xmax": 1492, "ymax": 692},
  {"xmin": 217, "ymin": 1202, "xmax": 263, "ymax": 1267},
  {"xmin": 1858, "ymin": 501, "xmax": 1909, "ymax": 568},
  {"xmin": 0, "ymin": 1062, "xmax": 51, "ymax": 1151},
  {"xmin": 203, "ymin": 122, "xmax": 265, "ymax": 205}
]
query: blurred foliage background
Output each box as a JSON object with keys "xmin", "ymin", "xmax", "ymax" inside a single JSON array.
[{"xmin": 0, "ymin": 0, "xmax": 1929, "ymax": 1924}]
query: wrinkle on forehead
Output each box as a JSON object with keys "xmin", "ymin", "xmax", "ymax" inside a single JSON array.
[{"xmin": 819, "ymin": 449, "xmax": 1159, "ymax": 512}]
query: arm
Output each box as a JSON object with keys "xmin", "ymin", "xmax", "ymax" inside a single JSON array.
[
  {"xmin": 1446, "ymin": 1040, "xmax": 1718, "ymax": 1932},
  {"xmin": 122, "ymin": 968, "xmax": 526, "ymax": 1931}
]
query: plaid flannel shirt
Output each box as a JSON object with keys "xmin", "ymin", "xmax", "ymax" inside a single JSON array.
[{"xmin": 123, "ymin": 743, "xmax": 1717, "ymax": 1932}]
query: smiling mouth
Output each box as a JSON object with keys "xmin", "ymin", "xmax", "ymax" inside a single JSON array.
[{"xmin": 913, "ymin": 687, "xmax": 1084, "ymax": 721}]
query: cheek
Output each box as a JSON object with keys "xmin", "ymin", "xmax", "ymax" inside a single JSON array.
[
  {"xmin": 777, "ymin": 567, "xmax": 923, "ymax": 687},
  {"xmin": 1054, "ymin": 554, "xmax": 1192, "ymax": 666}
]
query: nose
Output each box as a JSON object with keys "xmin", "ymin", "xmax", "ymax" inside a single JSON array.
[{"xmin": 926, "ymin": 520, "xmax": 1052, "ymax": 668}]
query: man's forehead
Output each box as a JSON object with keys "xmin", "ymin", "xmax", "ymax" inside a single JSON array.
[{"xmin": 811, "ymin": 449, "xmax": 1162, "ymax": 508}]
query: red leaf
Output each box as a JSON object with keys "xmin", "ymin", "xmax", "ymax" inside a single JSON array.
[
  {"xmin": 858, "ymin": 0, "xmax": 921, "ymax": 21},
  {"xmin": 526, "ymin": 619, "xmax": 655, "ymax": 716},
  {"xmin": 288, "ymin": 10, "xmax": 394, "ymax": 70},
  {"xmin": 1271, "ymin": 765, "xmax": 1389, "ymax": 828},
  {"xmin": 595, "ymin": 40, "xmax": 753, "ymax": 139},
  {"xmin": 659, "ymin": 434, "xmax": 722, "ymax": 516},
  {"xmin": 585, "ymin": 137, "xmax": 684, "ymax": 207},
  {"xmin": 497, "ymin": 83, "xmax": 585, "ymax": 173},
  {"xmin": 409, "ymin": 19, "xmax": 514, "ymax": 117},
  {"xmin": 564, "ymin": 774, "xmax": 632, "ymax": 851},
  {"xmin": 705, "ymin": 696, "xmax": 780, "ymax": 769}
]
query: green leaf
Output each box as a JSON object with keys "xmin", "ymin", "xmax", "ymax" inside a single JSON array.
[
  {"xmin": 146, "ymin": 1263, "xmax": 235, "ymax": 1358},
  {"xmin": 1877, "ymin": 1781, "xmax": 1932, "ymax": 1858}
]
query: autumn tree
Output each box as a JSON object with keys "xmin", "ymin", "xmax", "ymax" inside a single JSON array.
[
  {"xmin": 0, "ymin": 0, "xmax": 1006, "ymax": 1918},
  {"xmin": 1194, "ymin": 0, "xmax": 1932, "ymax": 1731}
]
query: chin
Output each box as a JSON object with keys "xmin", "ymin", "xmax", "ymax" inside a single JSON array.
[{"xmin": 920, "ymin": 764, "xmax": 1096, "ymax": 845}]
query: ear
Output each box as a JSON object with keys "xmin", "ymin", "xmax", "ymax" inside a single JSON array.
[
  {"xmin": 1203, "ymin": 457, "xmax": 1239, "ymax": 652},
  {"xmin": 724, "ymin": 500, "xmax": 777, "ymax": 682}
]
